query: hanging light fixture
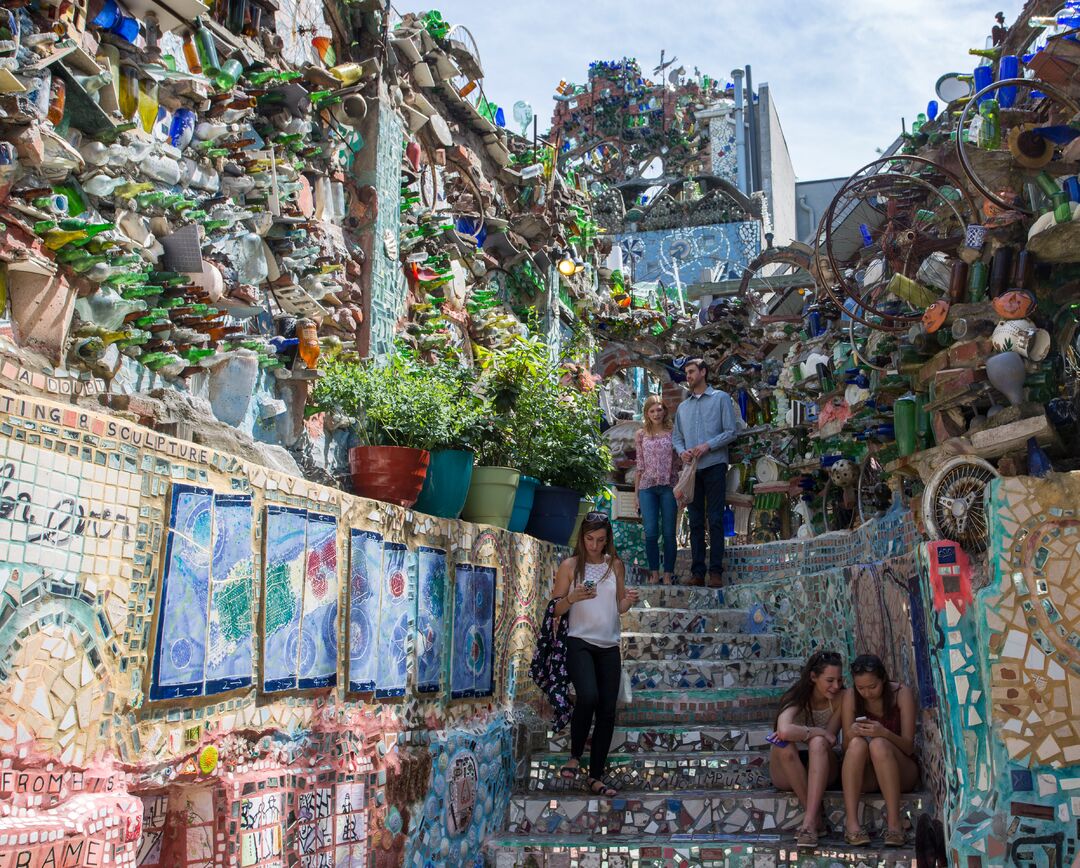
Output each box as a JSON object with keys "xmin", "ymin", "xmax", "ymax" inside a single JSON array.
[{"xmin": 557, "ymin": 251, "xmax": 577, "ymax": 277}]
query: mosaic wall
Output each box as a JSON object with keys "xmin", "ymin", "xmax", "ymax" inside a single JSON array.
[
  {"xmin": 366, "ymin": 101, "xmax": 407, "ymax": 358},
  {"xmin": 0, "ymin": 389, "xmax": 555, "ymax": 867},
  {"xmin": 926, "ymin": 473, "xmax": 1080, "ymax": 867},
  {"xmin": 616, "ymin": 222, "xmax": 760, "ymax": 288}
]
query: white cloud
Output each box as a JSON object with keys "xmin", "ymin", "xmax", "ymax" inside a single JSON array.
[{"xmin": 420, "ymin": 0, "xmax": 1022, "ymax": 179}]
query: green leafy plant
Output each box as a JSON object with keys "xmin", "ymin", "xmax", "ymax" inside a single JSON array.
[
  {"xmin": 472, "ymin": 335, "xmax": 613, "ymax": 495},
  {"xmin": 311, "ymin": 355, "xmax": 482, "ymax": 452}
]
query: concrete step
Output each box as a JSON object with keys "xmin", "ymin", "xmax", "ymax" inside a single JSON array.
[
  {"xmin": 547, "ymin": 724, "xmax": 774, "ymax": 756},
  {"xmin": 618, "ymin": 687, "xmax": 783, "ymax": 726},
  {"xmin": 630, "ymin": 585, "xmax": 728, "ymax": 611},
  {"xmin": 484, "ymin": 834, "xmax": 917, "ymax": 867},
  {"xmin": 507, "ymin": 788, "xmax": 925, "ymax": 838},
  {"xmin": 527, "ymin": 751, "xmax": 770, "ymax": 793},
  {"xmin": 624, "ymin": 657, "xmax": 800, "ymax": 691},
  {"xmin": 622, "ymin": 631, "xmax": 780, "ymax": 661},
  {"xmin": 622, "ymin": 606, "xmax": 751, "ymax": 634}
]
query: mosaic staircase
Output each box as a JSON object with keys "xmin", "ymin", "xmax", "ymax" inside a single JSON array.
[{"xmin": 485, "ymin": 576, "xmax": 925, "ymax": 867}]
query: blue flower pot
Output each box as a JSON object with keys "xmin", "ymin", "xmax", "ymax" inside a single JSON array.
[
  {"xmin": 525, "ymin": 485, "xmax": 584, "ymax": 546},
  {"xmin": 412, "ymin": 449, "xmax": 475, "ymax": 519},
  {"xmin": 507, "ymin": 475, "xmax": 539, "ymax": 533}
]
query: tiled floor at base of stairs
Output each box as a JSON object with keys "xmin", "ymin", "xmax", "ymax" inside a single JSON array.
[{"xmin": 483, "ymin": 835, "xmax": 916, "ymax": 867}]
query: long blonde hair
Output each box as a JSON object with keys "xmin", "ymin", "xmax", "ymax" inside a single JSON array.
[{"xmin": 641, "ymin": 394, "xmax": 673, "ymax": 436}]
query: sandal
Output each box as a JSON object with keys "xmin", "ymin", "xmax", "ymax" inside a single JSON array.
[
  {"xmin": 883, "ymin": 828, "xmax": 906, "ymax": 847},
  {"xmin": 587, "ymin": 777, "xmax": 617, "ymax": 797},
  {"xmin": 795, "ymin": 827, "xmax": 818, "ymax": 849},
  {"xmin": 844, "ymin": 828, "xmax": 871, "ymax": 846},
  {"xmin": 559, "ymin": 760, "xmax": 580, "ymax": 780}
]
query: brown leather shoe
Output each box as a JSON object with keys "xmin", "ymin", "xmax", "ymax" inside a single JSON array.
[
  {"xmin": 687, "ymin": 574, "xmax": 706, "ymax": 587},
  {"xmin": 707, "ymin": 570, "xmax": 724, "ymax": 588}
]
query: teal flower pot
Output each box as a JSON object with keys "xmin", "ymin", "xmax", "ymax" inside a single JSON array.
[
  {"xmin": 507, "ymin": 475, "xmax": 539, "ymax": 533},
  {"xmin": 412, "ymin": 449, "xmax": 475, "ymax": 518}
]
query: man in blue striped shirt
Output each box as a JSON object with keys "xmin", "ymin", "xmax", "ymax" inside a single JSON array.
[{"xmin": 672, "ymin": 358, "xmax": 740, "ymax": 587}]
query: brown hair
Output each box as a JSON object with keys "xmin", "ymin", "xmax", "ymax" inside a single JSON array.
[
  {"xmin": 774, "ymin": 650, "xmax": 843, "ymax": 728},
  {"xmin": 641, "ymin": 394, "xmax": 673, "ymax": 436},
  {"xmin": 571, "ymin": 512, "xmax": 621, "ymax": 587}
]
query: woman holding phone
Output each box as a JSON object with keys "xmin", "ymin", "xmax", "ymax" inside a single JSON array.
[
  {"xmin": 840, "ymin": 654, "xmax": 919, "ymax": 847},
  {"xmin": 549, "ymin": 511, "xmax": 639, "ymax": 796}
]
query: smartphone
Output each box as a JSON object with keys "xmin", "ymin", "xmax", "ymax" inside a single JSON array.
[
  {"xmin": 583, "ymin": 580, "xmax": 596, "ymax": 591},
  {"xmin": 855, "ymin": 716, "xmax": 867, "ymax": 723}
]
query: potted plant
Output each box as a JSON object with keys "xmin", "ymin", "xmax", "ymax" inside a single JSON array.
[
  {"xmin": 459, "ymin": 411, "xmax": 521, "ymax": 528},
  {"xmin": 523, "ymin": 385, "xmax": 613, "ymax": 546},
  {"xmin": 458, "ymin": 336, "xmax": 550, "ymax": 529},
  {"xmin": 412, "ymin": 362, "xmax": 486, "ymax": 519},
  {"xmin": 311, "ymin": 355, "xmax": 445, "ymax": 507}
]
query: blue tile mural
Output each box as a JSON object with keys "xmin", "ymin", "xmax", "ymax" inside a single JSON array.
[
  {"xmin": 416, "ymin": 545, "xmax": 448, "ymax": 694},
  {"xmin": 347, "ymin": 528, "xmax": 383, "ymax": 693},
  {"xmin": 376, "ymin": 541, "xmax": 412, "ymax": 698},
  {"xmin": 450, "ymin": 563, "xmax": 496, "ymax": 700},
  {"xmin": 151, "ymin": 484, "xmax": 254, "ymax": 700},
  {"xmin": 262, "ymin": 506, "xmax": 338, "ymax": 692}
]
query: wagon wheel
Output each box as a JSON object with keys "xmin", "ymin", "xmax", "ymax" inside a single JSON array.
[
  {"xmin": 857, "ymin": 454, "xmax": 887, "ymax": 524},
  {"xmin": 819, "ymin": 174, "xmax": 968, "ymax": 329},
  {"xmin": 921, "ymin": 456, "xmax": 999, "ymax": 553},
  {"xmin": 816, "ymin": 157, "xmax": 978, "ymax": 332},
  {"xmin": 821, "ymin": 479, "xmax": 856, "ymax": 533},
  {"xmin": 446, "ymin": 24, "xmax": 485, "ymax": 107},
  {"xmin": 956, "ymin": 78, "xmax": 1080, "ymax": 215},
  {"xmin": 737, "ymin": 243, "xmax": 818, "ymax": 320}
]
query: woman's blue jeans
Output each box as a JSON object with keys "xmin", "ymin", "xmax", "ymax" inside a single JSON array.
[{"xmin": 638, "ymin": 484, "xmax": 677, "ymax": 573}]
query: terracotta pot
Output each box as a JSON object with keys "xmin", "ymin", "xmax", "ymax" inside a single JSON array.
[{"xmin": 348, "ymin": 445, "xmax": 430, "ymax": 507}]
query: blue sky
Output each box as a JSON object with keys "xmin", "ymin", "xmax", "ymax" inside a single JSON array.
[{"xmin": 423, "ymin": 0, "xmax": 1023, "ymax": 181}]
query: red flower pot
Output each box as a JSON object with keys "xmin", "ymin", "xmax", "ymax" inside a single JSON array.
[{"xmin": 348, "ymin": 445, "xmax": 430, "ymax": 507}]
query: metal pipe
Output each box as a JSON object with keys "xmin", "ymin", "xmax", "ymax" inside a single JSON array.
[
  {"xmin": 798, "ymin": 195, "xmax": 816, "ymax": 244},
  {"xmin": 731, "ymin": 68, "xmax": 748, "ymax": 194},
  {"xmin": 745, "ymin": 64, "xmax": 763, "ymax": 194}
]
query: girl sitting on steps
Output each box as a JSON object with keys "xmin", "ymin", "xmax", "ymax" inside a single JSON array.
[
  {"xmin": 768, "ymin": 650, "xmax": 846, "ymax": 849},
  {"xmin": 840, "ymin": 654, "xmax": 919, "ymax": 848}
]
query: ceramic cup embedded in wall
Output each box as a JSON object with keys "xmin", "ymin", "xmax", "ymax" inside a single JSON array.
[
  {"xmin": 991, "ymin": 319, "xmax": 1050, "ymax": 361},
  {"xmin": 985, "ymin": 350, "xmax": 1027, "ymax": 406}
]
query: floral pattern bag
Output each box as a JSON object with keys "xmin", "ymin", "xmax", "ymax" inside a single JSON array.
[{"xmin": 529, "ymin": 597, "xmax": 573, "ymax": 731}]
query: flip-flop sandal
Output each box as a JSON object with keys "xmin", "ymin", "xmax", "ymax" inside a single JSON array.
[
  {"xmin": 844, "ymin": 828, "xmax": 871, "ymax": 846},
  {"xmin": 560, "ymin": 762, "xmax": 580, "ymax": 780},
  {"xmin": 587, "ymin": 778, "xmax": 617, "ymax": 797}
]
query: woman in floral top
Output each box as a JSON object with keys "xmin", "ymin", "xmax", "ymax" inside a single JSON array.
[{"xmin": 635, "ymin": 395, "xmax": 680, "ymax": 585}]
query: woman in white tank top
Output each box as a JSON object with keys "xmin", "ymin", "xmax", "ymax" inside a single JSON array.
[{"xmin": 549, "ymin": 512, "xmax": 639, "ymax": 797}]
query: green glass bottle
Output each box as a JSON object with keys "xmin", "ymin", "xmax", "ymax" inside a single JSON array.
[
  {"xmin": 978, "ymin": 99, "xmax": 1000, "ymax": 150},
  {"xmin": 193, "ymin": 17, "xmax": 220, "ymax": 75}
]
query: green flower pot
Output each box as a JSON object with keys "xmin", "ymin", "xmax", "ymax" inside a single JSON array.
[
  {"xmin": 567, "ymin": 498, "xmax": 596, "ymax": 549},
  {"xmin": 460, "ymin": 466, "xmax": 520, "ymax": 529},
  {"xmin": 412, "ymin": 449, "xmax": 475, "ymax": 519}
]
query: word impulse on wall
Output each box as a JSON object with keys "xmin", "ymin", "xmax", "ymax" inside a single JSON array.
[{"xmin": 149, "ymin": 484, "xmax": 495, "ymax": 703}]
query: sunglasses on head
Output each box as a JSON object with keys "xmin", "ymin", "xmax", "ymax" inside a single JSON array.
[
  {"xmin": 850, "ymin": 657, "xmax": 881, "ymax": 674},
  {"xmin": 812, "ymin": 651, "xmax": 842, "ymax": 666},
  {"xmin": 585, "ymin": 511, "xmax": 610, "ymax": 523}
]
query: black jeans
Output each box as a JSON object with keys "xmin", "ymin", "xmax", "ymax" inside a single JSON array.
[
  {"xmin": 688, "ymin": 462, "xmax": 728, "ymax": 577},
  {"xmin": 565, "ymin": 636, "xmax": 621, "ymax": 780}
]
